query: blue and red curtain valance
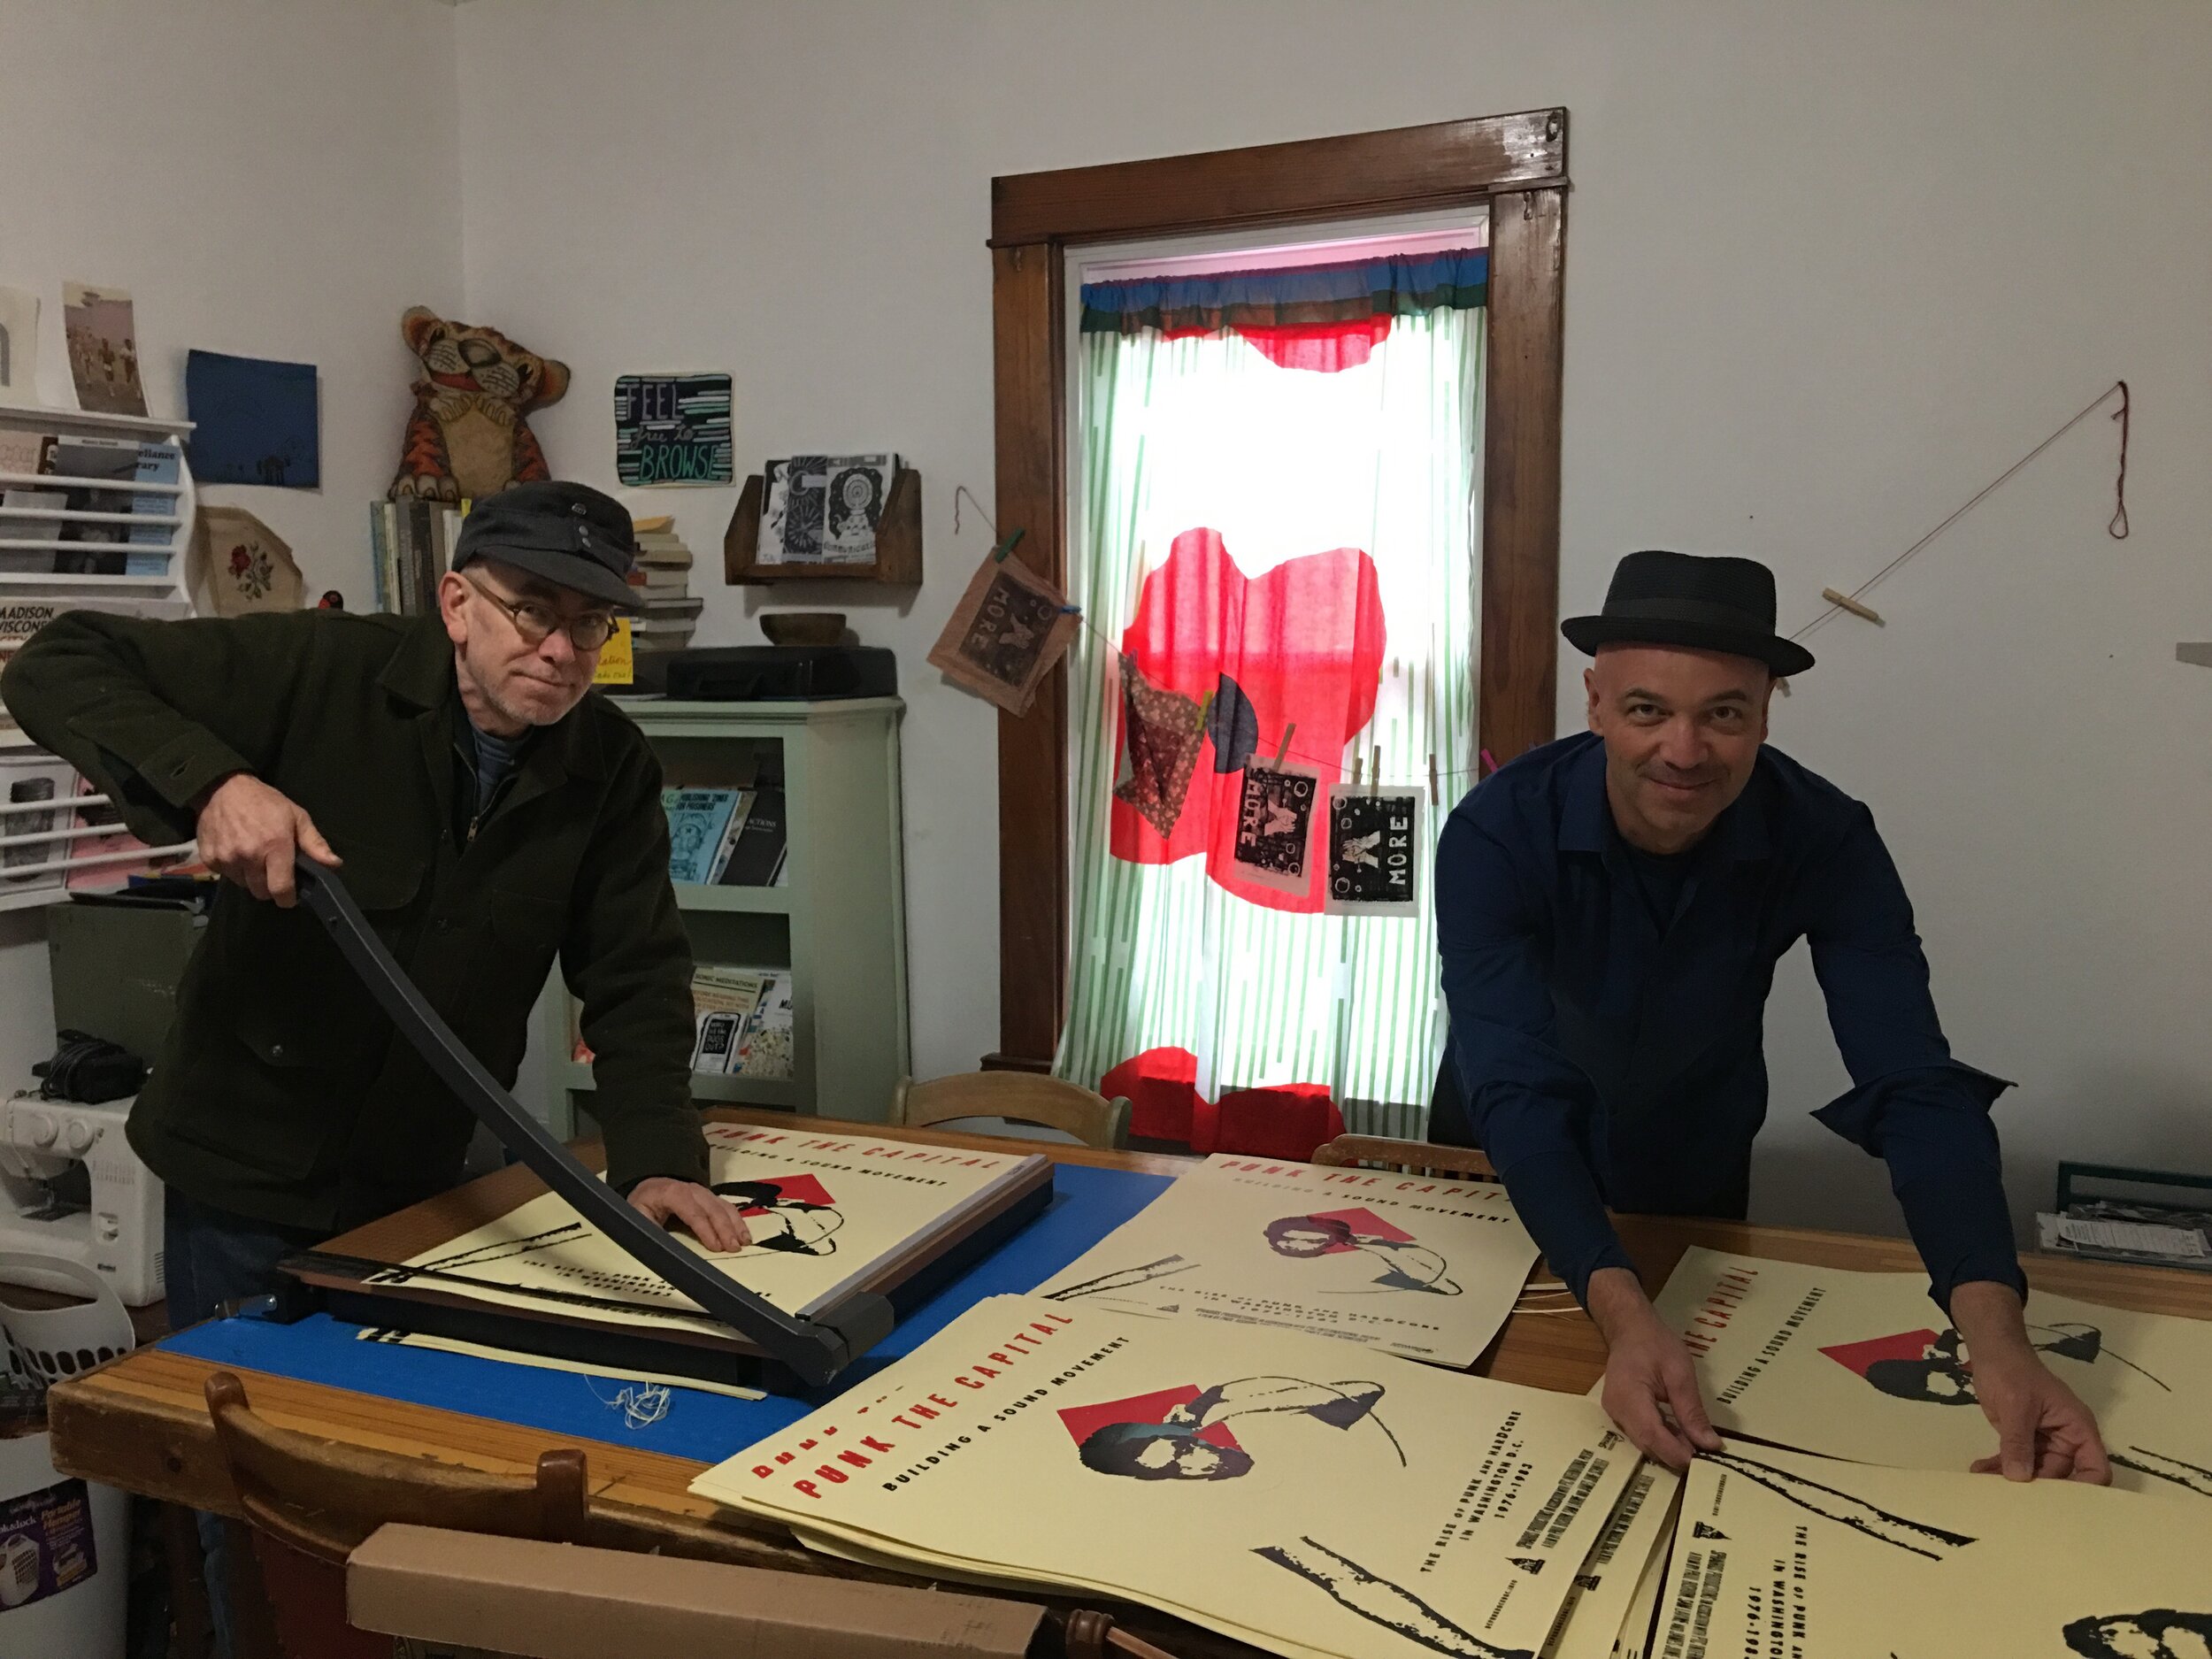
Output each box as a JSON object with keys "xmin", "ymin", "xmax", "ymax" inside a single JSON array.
[{"xmin": 1079, "ymin": 248, "xmax": 1486, "ymax": 371}]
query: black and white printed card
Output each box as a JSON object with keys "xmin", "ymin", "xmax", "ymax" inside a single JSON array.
[
  {"xmin": 1231, "ymin": 761, "xmax": 1321, "ymax": 897},
  {"xmin": 1323, "ymin": 788, "xmax": 1422, "ymax": 916}
]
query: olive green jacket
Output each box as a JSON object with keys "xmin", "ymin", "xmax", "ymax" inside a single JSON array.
[{"xmin": 0, "ymin": 608, "xmax": 706, "ymax": 1233}]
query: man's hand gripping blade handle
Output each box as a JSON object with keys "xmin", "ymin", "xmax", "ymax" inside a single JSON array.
[{"xmin": 290, "ymin": 853, "xmax": 891, "ymax": 1386}]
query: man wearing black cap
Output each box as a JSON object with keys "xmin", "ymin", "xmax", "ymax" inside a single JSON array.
[
  {"xmin": 3, "ymin": 480, "xmax": 746, "ymax": 1322},
  {"xmin": 1434, "ymin": 549, "xmax": 2108, "ymax": 1485}
]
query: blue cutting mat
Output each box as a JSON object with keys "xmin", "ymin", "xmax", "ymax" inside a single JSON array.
[{"xmin": 162, "ymin": 1162, "xmax": 1171, "ymax": 1463}]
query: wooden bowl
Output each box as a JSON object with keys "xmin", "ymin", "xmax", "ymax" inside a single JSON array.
[{"xmin": 760, "ymin": 611, "xmax": 848, "ymax": 647}]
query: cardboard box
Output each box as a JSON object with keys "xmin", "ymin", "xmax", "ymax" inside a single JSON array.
[{"xmin": 347, "ymin": 1524, "xmax": 1048, "ymax": 1659}]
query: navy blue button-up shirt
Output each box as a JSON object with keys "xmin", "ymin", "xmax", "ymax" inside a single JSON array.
[{"xmin": 1434, "ymin": 732, "xmax": 2023, "ymax": 1310}]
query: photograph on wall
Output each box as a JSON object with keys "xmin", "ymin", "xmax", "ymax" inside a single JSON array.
[
  {"xmin": 370, "ymin": 1124, "xmax": 1047, "ymax": 1341},
  {"xmin": 185, "ymin": 349, "xmax": 321, "ymax": 488},
  {"xmin": 0, "ymin": 288, "xmax": 39, "ymax": 403},
  {"xmin": 62, "ymin": 282, "xmax": 146, "ymax": 416},
  {"xmin": 1649, "ymin": 1247, "xmax": 2212, "ymax": 1501},
  {"xmin": 1659, "ymin": 1440, "xmax": 2211, "ymax": 1657},
  {"xmin": 1323, "ymin": 787, "xmax": 1423, "ymax": 917},
  {"xmin": 1033, "ymin": 1153, "xmax": 1540, "ymax": 1368},
  {"xmin": 692, "ymin": 1294, "xmax": 1639, "ymax": 1659},
  {"xmin": 613, "ymin": 373, "xmax": 733, "ymax": 487},
  {"xmin": 926, "ymin": 548, "xmax": 1079, "ymax": 717}
]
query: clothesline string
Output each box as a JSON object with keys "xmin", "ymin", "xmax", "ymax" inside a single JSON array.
[{"xmin": 1789, "ymin": 379, "xmax": 2131, "ymax": 643}]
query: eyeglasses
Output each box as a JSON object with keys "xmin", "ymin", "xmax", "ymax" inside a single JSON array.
[{"xmin": 465, "ymin": 575, "xmax": 618, "ymax": 653}]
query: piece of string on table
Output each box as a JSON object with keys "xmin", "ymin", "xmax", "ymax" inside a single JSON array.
[
  {"xmin": 1790, "ymin": 380, "xmax": 2131, "ymax": 645},
  {"xmin": 588, "ymin": 1379, "xmax": 672, "ymax": 1431}
]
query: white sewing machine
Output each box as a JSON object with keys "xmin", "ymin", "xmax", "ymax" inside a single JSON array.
[{"xmin": 0, "ymin": 1093, "xmax": 162, "ymax": 1306}]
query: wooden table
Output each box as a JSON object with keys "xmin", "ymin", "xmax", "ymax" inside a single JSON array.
[{"xmin": 47, "ymin": 1111, "xmax": 2212, "ymax": 1640}]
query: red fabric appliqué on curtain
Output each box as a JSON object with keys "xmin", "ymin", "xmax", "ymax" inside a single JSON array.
[
  {"xmin": 1110, "ymin": 526, "xmax": 1386, "ymax": 913},
  {"xmin": 1164, "ymin": 315, "xmax": 1396, "ymax": 373}
]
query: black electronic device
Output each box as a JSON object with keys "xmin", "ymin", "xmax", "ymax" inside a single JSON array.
[{"xmin": 663, "ymin": 645, "xmax": 896, "ymax": 703}]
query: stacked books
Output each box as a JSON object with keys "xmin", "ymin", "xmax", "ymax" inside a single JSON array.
[
  {"xmin": 660, "ymin": 785, "xmax": 787, "ymax": 887},
  {"xmin": 0, "ymin": 429, "xmax": 179, "ymax": 577},
  {"xmin": 628, "ymin": 514, "xmax": 702, "ymax": 661},
  {"xmin": 687, "ymin": 964, "xmax": 795, "ymax": 1080},
  {"xmin": 368, "ymin": 499, "xmax": 468, "ymax": 615}
]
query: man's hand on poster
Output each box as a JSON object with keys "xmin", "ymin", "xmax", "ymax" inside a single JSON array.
[
  {"xmin": 1950, "ymin": 1279, "xmax": 2112, "ymax": 1484},
  {"xmin": 631, "ymin": 1177, "xmax": 752, "ymax": 1253},
  {"xmin": 195, "ymin": 772, "xmax": 341, "ymax": 908},
  {"xmin": 1588, "ymin": 1266, "xmax": 1725, "ymax": 1471}
]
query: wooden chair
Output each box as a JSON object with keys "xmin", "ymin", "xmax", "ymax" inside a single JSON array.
[
  {"xmin": 894, "ymin": 1071, "xmax": 1133, "ymax": 1150},
  {"xmin": 1310, "ymin": 1133, "xmax": 1499, "ymax": 1182},
  {"xmin": 206, "ymin": 1371, "xmax": 801, "ymax": 1657}
]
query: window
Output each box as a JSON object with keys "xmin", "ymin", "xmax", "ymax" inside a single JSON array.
[{"xmin": 1056, "ymin": 224, "xmax": 1486, "ymax": 1141}]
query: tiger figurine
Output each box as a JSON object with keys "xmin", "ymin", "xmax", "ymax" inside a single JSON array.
[{"xmin": 388, "ymin": 306, "xmax": 570, "ymax": 503}]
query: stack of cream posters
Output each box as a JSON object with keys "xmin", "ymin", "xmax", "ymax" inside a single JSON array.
[
  {"xmin": 368, "ymin": 1123, "xmax": 1045, "ymax": 1340},
  {"xmin": 1034, "ymin": 1154, "xmax": 1540, "ymax": 1366},
  {"xmin": 693, "ymin": 1295, "xmax": 1644, "ymax": 1659},
  {"xmin": 1658, "ymin": 1442, "xmax": 2210, "ymax": 1656},
  {"xmin": 1650, "ymin": 1247, "xmax": 2212, "ymax": 1502}
]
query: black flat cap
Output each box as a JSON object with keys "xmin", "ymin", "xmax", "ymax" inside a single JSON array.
[
  {"xmin": 1562, "ymin": 549, "xmax": 1814, "ymax": 677},
  {"xmin": 451, "ymin": 480, "xmax": 639, "ymax": 611}
]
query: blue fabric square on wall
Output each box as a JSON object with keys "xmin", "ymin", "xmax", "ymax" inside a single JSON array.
[{"xmin": 186, "ymin": 349, "xmax": 320, "ymax": 488}]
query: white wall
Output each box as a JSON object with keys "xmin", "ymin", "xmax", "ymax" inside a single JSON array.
[
  {"xmin": 0, "ymin": 0, "xmax": 463, "ymax": 1069},
  {"xmin": 451, "ymin": 0, "xmax": 2212, "ymax": 1241},
  {"xmin": 14, "ymin": 2, "xmax": 2210, "ymax": 1245}
]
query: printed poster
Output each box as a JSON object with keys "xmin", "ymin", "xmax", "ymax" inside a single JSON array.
[
  {"xmin": 692, "ymin": 1295, "xmax": 1639, "ymax": 1659},
  {"xmin": 614, "ymin": 373, "xmax": 733, "ymax": 486},
  {"xmin": 372, "ymin": 1124, "xmax": 1045, "ymax": 1341},
  {"xmin": 0, "ymin": 288, "xmax": 38, "ymax": 403},
  {"xmin": 1540, "ymin": 1462, "xmax": 1679, "ymax": 1659},
  {"xmin": 1660, "ymin": 1440, "xmax": 2212, "ymax": 1658},
  {"xmin": 1033, "ymin": 1154, "xmax": 1540, "ymax": 1369},
  {"xmin": 62, "ymin": 282, "xmax": 146, "ymax": 416},
  {"xmin": 1231, "ymin": 760, "xmax": 1321, "ymax": 897},
  {"xmin": 1649, "ymin": 1248, "xmax": 2212, "ymax": 1502}
]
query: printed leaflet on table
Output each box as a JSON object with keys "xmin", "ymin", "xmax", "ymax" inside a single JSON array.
[
  {"xmin": 1658, "ymin": 1439, "xmax": 2210, "ymax": 1657},
  {"xmin": 1034, "ymin": 1153, "xmax": 1540, "ymax": 1368},
  {"xmin": 1649, "ymin": 1247, "xmax": 2212, "ymax": 1501},
  {"xmin": 691, "ymin": 1294, "xmax": 1638, "ymax": 1659}
]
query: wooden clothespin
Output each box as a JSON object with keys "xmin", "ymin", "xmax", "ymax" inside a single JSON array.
[
  {"xmin": 1274, "ymin": 723, "xmax": 1295, "ymax": 768},
  {"xmin": 1350, "ymin": 754, "xmax": 1363, "ymax": 789},
  {"xmin": 1479, "ymin": 748, "xmax": 1498, "ymax": 780},
  {"xmin": 1821, "ymin": 587, "xmax": 1883, "ymax": 625},
  {"xmin": 1427, "ymin": 753, "xmax": 1439, "ymax": 806},
  {"xmin": 1369, "ymin": 744, "xmax": 1381, "ymax": 797}
]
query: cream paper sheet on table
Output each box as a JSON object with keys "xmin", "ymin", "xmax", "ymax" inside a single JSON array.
[
  {"xmin": 1607, "ymin": 1517, "xmax": 1671, "ymax": 1659},
  {"xmin": 1033, "ymin": 1154, "xmax": 1540, "ymax": 1367},
  {"xmin": 690, "ymin": 1294, "xmax": 1638, "ymax": 1659},
  {"xmin": 371, "ymin": 1123, "xmax": 1042, "ymax": 1341},
  {"xmin": 1540, "ymin": 1463, "xmax": 1680, "ymax": 1659},
  {"xmin": 351, "ymin": 1325, "xmax": 764, "ymax": 1401},
  {"xmin": 1648, "ymin": 1247, "xmax": 2212, "ymax": 1501},
  {"xmin": 1659, "ymin": 1440, "xmax": 2212, "ymax": 1658}
]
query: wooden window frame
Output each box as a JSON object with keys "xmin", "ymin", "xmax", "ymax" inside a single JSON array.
[{"xmin": 986, "ymin": 110, "xmax": 1569, "ymax": 1071}]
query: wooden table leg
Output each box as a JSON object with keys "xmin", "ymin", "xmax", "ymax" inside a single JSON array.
[{"xmin": 157, "ymin": 1502, "xmax": 212, "ymax": 1659}]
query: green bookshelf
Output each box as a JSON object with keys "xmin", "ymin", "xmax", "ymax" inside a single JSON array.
[{"xmin": 541, "ymin": 695, "xmax": 910, "ymax": 1137}]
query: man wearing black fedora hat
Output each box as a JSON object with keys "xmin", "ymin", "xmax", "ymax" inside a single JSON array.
[{"xmin": 1434, "ymin": 549, "xmax": 2107, "ymax": 1484}]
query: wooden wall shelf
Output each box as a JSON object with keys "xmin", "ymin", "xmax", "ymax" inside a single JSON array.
[{"xmin": 723, "ymin": 465, "xmax": 922, "ymax": 587}]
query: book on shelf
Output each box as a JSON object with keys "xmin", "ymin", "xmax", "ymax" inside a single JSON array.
[
  {"xmin": 715, "ymin": 786, "xmax": 785, "ymax": 887},
  {"xmin": 703, "ymin": 789, "xmax": 756, "ymax": 882},
  {"xmin": 687, "ymin": 964, "xmax": 769, "ymax": 1074},
  {"xmin": 661, "ymin": 787, "xmax": 745, "ymax": 884},
  {"xmin": 729, "ymin": 970, "xmax": 795, "ymax": 1079},
  {"xmin": 369, "ymin": 498, "xmax": 468, "ymax": 616}
]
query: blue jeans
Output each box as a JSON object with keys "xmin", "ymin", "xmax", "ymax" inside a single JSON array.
[{"xmin": 164, "ymin": 1190, "xmax": 322, "ymax": 1659}]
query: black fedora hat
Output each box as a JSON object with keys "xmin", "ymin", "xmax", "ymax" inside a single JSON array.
[{"xmin": 1562, "ymin": 549, "xmax": 1814, "ymax": 677}]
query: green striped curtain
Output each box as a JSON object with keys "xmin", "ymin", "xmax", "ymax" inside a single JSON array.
[{"xmin": 1056, "ymin": 305, "xmax": 1483, "ymax": 1134}]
